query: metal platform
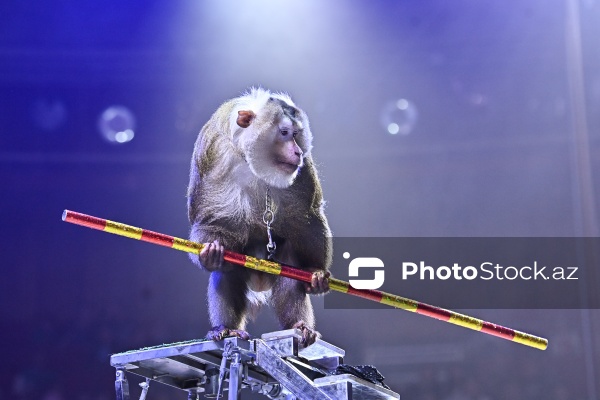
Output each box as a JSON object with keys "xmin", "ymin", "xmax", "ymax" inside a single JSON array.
[{"xmin": 110, "ymin": 329, "xmax": 400, "ymax": 400}]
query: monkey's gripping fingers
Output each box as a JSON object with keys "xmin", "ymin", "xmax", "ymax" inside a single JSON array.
[
  {"xmin": 292, "ymin": 321, "xmax": 321, "ymax": 347},
  {"xmin": 304, "ymin": 270, "xmax": 330, "ymax": 295},
  {"xmin": 198, "ymin": 240, "xmax": 224, "ymax": 272}
]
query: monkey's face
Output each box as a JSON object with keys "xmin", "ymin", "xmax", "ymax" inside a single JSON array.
[
  {"xmin": 244, "ymin": 117, "xmax": 306, "ymax": 188},
  {"xmin": 235, "ymin": 96, "xmax": 312, "ymax": 189},
  {"xmin": 271, "ymin": 117, "xmax": 304, "ymax": 174}
]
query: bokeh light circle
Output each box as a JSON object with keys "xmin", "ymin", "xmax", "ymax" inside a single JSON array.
[
  {"xmin": 98, "ymin": 106, "xmax": 136, "ymax": 144},
  {"xmin": 381, "ymin": 98, "xmax": 418, "ymax": 136}
]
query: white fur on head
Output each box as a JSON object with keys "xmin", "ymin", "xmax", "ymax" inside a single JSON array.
[{"xmin": 229, "ymin": 88, "xmax": 313, "ymax": 188}]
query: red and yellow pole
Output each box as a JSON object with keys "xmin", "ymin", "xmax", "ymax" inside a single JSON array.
[{"xmin": 62, "ymin": 209, "xmax": 548, "ymax": 351}]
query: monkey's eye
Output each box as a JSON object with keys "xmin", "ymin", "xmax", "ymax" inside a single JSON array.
[
  {"xmin": 280, "ymin": 129, "xmax": 289, "ymax": 136},
  {"xmin": 293, "ymin": 130, "xmax": 299, "ymax": 137}
]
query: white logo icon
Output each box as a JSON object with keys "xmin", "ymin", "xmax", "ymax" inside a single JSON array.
[{"xmin": 345, "ymin": 252, "xmax": 385, "ymax": 290}]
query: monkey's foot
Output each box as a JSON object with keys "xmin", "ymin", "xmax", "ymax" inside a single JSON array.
[
  {"xmin": 292, "ymin": 321, "xmax": 321, "ymax": 347},
  {"xmin": 206, "ymin": 325, "xmax": 250, "ymax": 341}
]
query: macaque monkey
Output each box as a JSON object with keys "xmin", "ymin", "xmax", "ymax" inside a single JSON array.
[{"xmin": 187, "ymin": 88, "xmax": 332, "ymax": 345}]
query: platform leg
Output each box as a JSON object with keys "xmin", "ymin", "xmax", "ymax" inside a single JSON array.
[
  {"xmin": 202, "ymin": 367, "xmax": 221, "ymax": 398},
  {"xmin": 228, "ymin": 352, "xmax": 242, "ymax": 400},
  {"xmin": 139, "ymin": 378, "xmax": 150, "ymax": 400},
  {"xmin": 115, "ymin": 369, "xmax": 130, "ymax": 400}
]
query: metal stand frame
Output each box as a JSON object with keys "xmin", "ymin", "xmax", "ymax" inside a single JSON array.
[{"xmin": 111, "ymin": 329, "xmax": 400, "ymax": 400}]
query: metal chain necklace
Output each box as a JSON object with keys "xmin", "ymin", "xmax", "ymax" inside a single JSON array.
[{"xmin": 262, "ymin": 187, "xmax": 276, "ymax": 260}]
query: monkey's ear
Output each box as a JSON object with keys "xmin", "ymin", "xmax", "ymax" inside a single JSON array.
[{"xmin": 236, "ymin": 110, "xmax": 256, "ymax": 128}]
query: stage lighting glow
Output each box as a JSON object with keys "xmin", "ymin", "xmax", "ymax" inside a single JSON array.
[
  {"xmin": 98, "ymin": 106, "xmax": 136, "ymax": 144},
  {"xmin": 381, "ymin": 98, "xmax": 418, "ymax": 136}
]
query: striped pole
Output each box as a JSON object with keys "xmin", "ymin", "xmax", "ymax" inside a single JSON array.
[{"xmin": 62, "ymin": 209, "xmax": 548, "ymax": 351}]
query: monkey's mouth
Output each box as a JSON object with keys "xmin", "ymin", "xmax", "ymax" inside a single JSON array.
[{"xmin": 277, "ymin": 161, "xmax": 300, "ymax": 174}]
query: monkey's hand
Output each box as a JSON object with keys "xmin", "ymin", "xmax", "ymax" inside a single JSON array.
[
  {"xmin": 292, "ymin": 320, "xmax": 321, "ymax": 347},
  {"xmin": 198, "ymin": 240, "xmax": 224, "ymax": 272},
  {"xmin": 304, "ymin": 270, "xmax": 330, "ymax": 295}
]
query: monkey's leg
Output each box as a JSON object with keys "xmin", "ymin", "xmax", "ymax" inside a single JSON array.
[
  {"xmin": 272, "ymin": 277, "xmax": 320, "ymax": 346},
  {"xmin": 206, "ymin": 270, "xmax": 251, "ymax": 341}
]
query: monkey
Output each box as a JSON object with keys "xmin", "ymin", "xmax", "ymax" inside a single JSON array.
[{"xmin": 187, "ymin": 88, "xmax": 332, "ymax": 346}]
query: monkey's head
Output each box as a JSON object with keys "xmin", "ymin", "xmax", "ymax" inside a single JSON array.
[{"xmin": 230, "ymin": 88, "xmax": 313, "ymax": 189}]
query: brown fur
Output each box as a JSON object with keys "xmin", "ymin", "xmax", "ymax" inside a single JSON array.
[{"xmin": 187, "ymin": 88, "xmax": 332, "ymax": 344}]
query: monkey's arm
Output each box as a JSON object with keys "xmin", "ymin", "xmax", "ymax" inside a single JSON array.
[
  {"xmin": 295, "ymin": 210, "xmax": 332, "ymax": 295},
  {"xmin": 299, "ymin": 159, "xmax": 332, "ymax": 268},
  {"xmin": 275, "ymin": 160, "xmax": 332, "ymax": 294},
  {"xmin": 187, "ymin": 158, "xmax": 245, "ymax": 272},
  {"xmin": 187, "ymin": 121, "xmax": 249, "ymax": 272},
  {"xmin": 188, "ymin": 214, "xmax": 247, "ymax": 272}
]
